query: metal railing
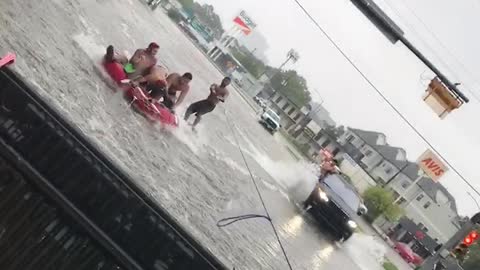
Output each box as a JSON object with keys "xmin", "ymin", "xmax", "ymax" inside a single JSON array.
[{"xmin": 0, "ymin": 67, "xmax": 228, "ymax": 270}]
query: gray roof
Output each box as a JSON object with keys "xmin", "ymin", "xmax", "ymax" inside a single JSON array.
[
  {"xmin": 403, "ymin": 162, "xmax": 421, "ymax": 179},
  {"xmin": 418, "ymin": 178, "xmax": 458, "ymax": 214},
  {"xmin": 349, "ymin": 128, "xmax": 385, "ymax": 146},
  {"xmin": 342, "ymin": 142, "xmax": 365, "ymax": 162},
  {"xmin": 374, "ymin": 145, "xmax": 407, "ymax": 168}
]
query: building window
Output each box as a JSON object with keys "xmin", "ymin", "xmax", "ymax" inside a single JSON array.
[
  {"xmin": 398, "ymin": 198, "xmax": 407, "ymax": 205},
  {"xmin": 282, "ymin": 103, "xmax": 289, "ymax": 110},
  {"xmin": 287, "ymin": 107, "xmax": 295, "ymax": 116},
  {"xmin": 347, "ymin": 135, "xmax": 355, "ymax": 142},
  {"xmin": 401, "ymin": 181, "xmax": 409, "ymax": 189},
  {"xmin": 321, "ymin": 140, "xmax": 330, "ymax": 148},
  {"xmin": 275, "ymin": 96, "xmax": 282, "ymax": 103},
  {"xmin": 424, "ymin": 201, "xmax": 431, "ymax": 209},
  {"xmin": 293, "ymin": 113, "xmax": 302, "ymax": 121},
  {"xmin": 365, "ymin": 150, "xmax": 373, "ymax": 157},
  {"xmin": 416, "ymin": 194, "xmax": 424, "ymax": 201}
]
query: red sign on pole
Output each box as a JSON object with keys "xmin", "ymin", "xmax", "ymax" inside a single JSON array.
[
  {"xmin": 233, "ymin": 10, "xmax": 256, "ymax": 36},
  {"xmin": 417, "ymin": 150, "xmax": 448, "ymax": 182}
]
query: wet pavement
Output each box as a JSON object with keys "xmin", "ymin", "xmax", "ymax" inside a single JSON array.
[{"xmin": 0, "ymin": 0, "xmax": 391, "ymax": 269}]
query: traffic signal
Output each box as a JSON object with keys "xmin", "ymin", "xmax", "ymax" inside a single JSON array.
[
  {"xmin": 452, "ymin": 243, "xmax": 470, "ymax": 263},
  {"xmin": 452, "ymin": 231, "xmax": 479, "ymax": 263},
  {"xmin": 463, "ymin": 231, "xmax": 479, "ymax": 246}
]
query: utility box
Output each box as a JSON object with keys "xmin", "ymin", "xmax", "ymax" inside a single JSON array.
[{"xmin": 423, "ymin": 77, "xmax": 463, "ymax": 119}]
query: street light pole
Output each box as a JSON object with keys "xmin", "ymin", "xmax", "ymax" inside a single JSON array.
[{"xmin": 467, "ymin": 192, "xmax": 480, "ymax": 211}]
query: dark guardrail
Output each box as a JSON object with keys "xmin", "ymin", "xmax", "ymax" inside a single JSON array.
[{"xmin": 0, "ymin": 67, "xmax": 228, "ymax": 270}]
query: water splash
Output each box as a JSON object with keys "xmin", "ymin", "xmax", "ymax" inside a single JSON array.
[{"xmin": 343, "ymin": 234, "xmax": 387, "ymax": 270}]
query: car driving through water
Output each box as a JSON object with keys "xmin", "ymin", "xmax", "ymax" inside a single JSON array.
[{"xmin": 304, "ymin": 173, "xmax": 365, "ymax": 242}]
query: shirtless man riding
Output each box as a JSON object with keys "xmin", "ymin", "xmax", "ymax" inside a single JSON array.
[
  {"xmin": 184, "ymin": 77, "xmax": 231, "ymax": 130},
  {"xmin": 303, "ymin": 153, "xmax": 339, "ymax": 209},
  {"xmin": 128, "ymin": 42, "xmax": 159, "ymax": 79},
  {"xmin": 141, "ymin": 72, "xmax": 192, "ymax": 110}
]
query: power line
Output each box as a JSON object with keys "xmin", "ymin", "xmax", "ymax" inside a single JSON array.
[
  {"xmin": 290, "ymin": 0, "xmax": 480, "ymax": 197},
  {"xmin": 382, "ymin": 0, "xmax": 480, "ymax": 102},
  {"xmin": 219, "ymin": 108, "xmax": 294, "ymax": 270}
]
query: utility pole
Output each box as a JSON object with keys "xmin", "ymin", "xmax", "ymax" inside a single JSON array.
[
  {"xmin": 421, "ymin": 219, "xmax": 476, "ymax": 269},
  {"xmin": 467, "ymin": 192, "xmax": 480, "ymax": 211},
  {"xmin": 291, "ymin": 95, "xmax": 324, "ymax": 138}
]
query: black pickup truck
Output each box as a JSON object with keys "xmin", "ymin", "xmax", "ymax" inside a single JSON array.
[{"xmin": 305, "ymin": 174, "xmax": 365, "ymax": 242}]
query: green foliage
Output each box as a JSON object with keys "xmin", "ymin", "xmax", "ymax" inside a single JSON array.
[
  {"xmin": 192, "ymin": 3, "xmax": 224, "ymax": 39},
  {"xmin": 231, "ymin": 48, "xmax": 266, "ymax": 78},
  {"xmin": 384, "ymin": 204, "xmax": 404, "ymax": 222},
  {"xmin": 270, "ymin": 69, "xmax": 311, "ymax": 108},
  {"xmin": 177, "ymin": 0, "xmax": 194, "ymax": 13},
  {"xmin": 383, "ymin": 261, "xmax": 398, "ymax": 270},
  {"xmin": 363, "ymin": 187, "xmax": 404, "ymax": 222},
  {"xmin": 167, "ymin": 9, "xmax": 183, "ymax": 23}
]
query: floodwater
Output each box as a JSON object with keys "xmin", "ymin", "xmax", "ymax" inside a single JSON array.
[{"xmin": 0, "ymin": 0, "xmax": 391, "ymax": 269}]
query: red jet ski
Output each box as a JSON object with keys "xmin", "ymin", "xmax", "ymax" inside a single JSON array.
[
  {"xmin": 102, "ymin": 56, "xmax": 178, "ymax": 128},
  {"xmin": 0, "ymin": 52, "xmax": 16, "ymax": 68},
  {"xmin": 124, "ymin": 85, "xmax": 179, "ymax": 127}
]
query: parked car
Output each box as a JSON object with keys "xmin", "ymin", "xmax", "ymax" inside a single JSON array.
[
  {"xmin": 259, "ymin": 109, "xmax": 281, "ymax": 134},
  {"xmin": 304, "ymin": 174, "xmax": 365, "ymax": 242},
  {"xmin": 412, "ymin": 254, "xmax": 423, "ymax": 266},
  {"xmin": 394, "ymin": 242, "xmax": 416, "ymax": 263},
  {"xmin": 253, "ymin": 96, "xmax": 268, "ymax": 108}
]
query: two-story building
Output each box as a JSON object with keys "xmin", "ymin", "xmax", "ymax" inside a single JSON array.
[
  {"xmin": 386, "ymin": 166, "xmax": 461, "ymax": 243},
  {"xmin": 267, "ymin": 92, "xmax": 310, "ymax": 131},
  {"xmin": 339, "ymin": 128, "xmax": 461, "ymax": 253}
]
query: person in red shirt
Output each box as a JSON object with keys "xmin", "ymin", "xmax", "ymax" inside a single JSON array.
[
  {"xmin": 303, "ymin": 157, "xmax": 339, "ymax": 209},
  {"xmin": 103, "ymin": 45, "xmax": 127, "ymax": 84}
]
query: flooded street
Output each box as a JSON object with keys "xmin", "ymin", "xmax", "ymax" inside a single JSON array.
[{"xmin": 0, "ymin": 0, "xmax": 391, "ymax": 269}]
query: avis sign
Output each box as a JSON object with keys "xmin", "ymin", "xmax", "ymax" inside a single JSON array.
[{"xmin": 417, "ymin": 150, "xmax": 448, "ymax": 182}]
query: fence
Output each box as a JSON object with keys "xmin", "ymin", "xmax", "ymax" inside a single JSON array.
[{"xmin": 0, "ymin": 67, "xmax": 228, "ymax": 270}]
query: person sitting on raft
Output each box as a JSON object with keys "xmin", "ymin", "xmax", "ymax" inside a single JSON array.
[{"xmin": 103, "ymin": 45, "xmax": 128, "ymax": 83}]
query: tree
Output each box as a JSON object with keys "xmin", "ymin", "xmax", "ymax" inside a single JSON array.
[
  {"xmin": 177, "ymin": 0, "xmax": 194, "ymax": 13},
  {"xmin": 363, "ymin": 186, "xmax": 404, "ymax": 222},
  {"xmin": 193, "ymin": 3, "xmax": 224, "ymax": 39},
  {"xmin": 167, "ymin": 9, "xmax": 183, "ymax": 23},
  {"xmin": 270, "ymin": 69, "xmax": 311, "ymax": 108},
  {"xmin": 231, "ymin": 47, "xmax": 266, "ymax": 78}
]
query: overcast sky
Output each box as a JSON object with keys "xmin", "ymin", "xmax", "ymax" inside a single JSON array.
[{"xmin": 196, "ymin": 0, "xmax": 480, "ymax": 216}]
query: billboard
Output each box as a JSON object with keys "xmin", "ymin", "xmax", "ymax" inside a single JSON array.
[
  {"xmin": 233, "ymin": 10, "xmax": 257, "ymax": 35},
  {"xmin": 417, "ymin": 149, "xmax": 448, "ymax": 182}
]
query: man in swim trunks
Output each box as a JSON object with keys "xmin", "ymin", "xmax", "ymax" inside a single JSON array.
[
  {"xmin": 128, "ymin": 42, "xmax": 159, "ymax": 79},
  {"xmin": 157, "ymin": 72, "xmax": 192, "ymax": 110},
  {"xmin": 184, "ymin": 77, "xmax": 231, "ymax": 129},
  {"xmin": 131, "ymin": 65, "xmax": 169, "ymax": 95}
]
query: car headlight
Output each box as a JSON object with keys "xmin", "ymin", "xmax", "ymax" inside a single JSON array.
[
  {"xmin": 347, "ymin": 220, "xmax": 358, "ymax": 229},
  {"xmin": 318, "ymin": 189, "xmax": 329, "ymax": 202}
]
